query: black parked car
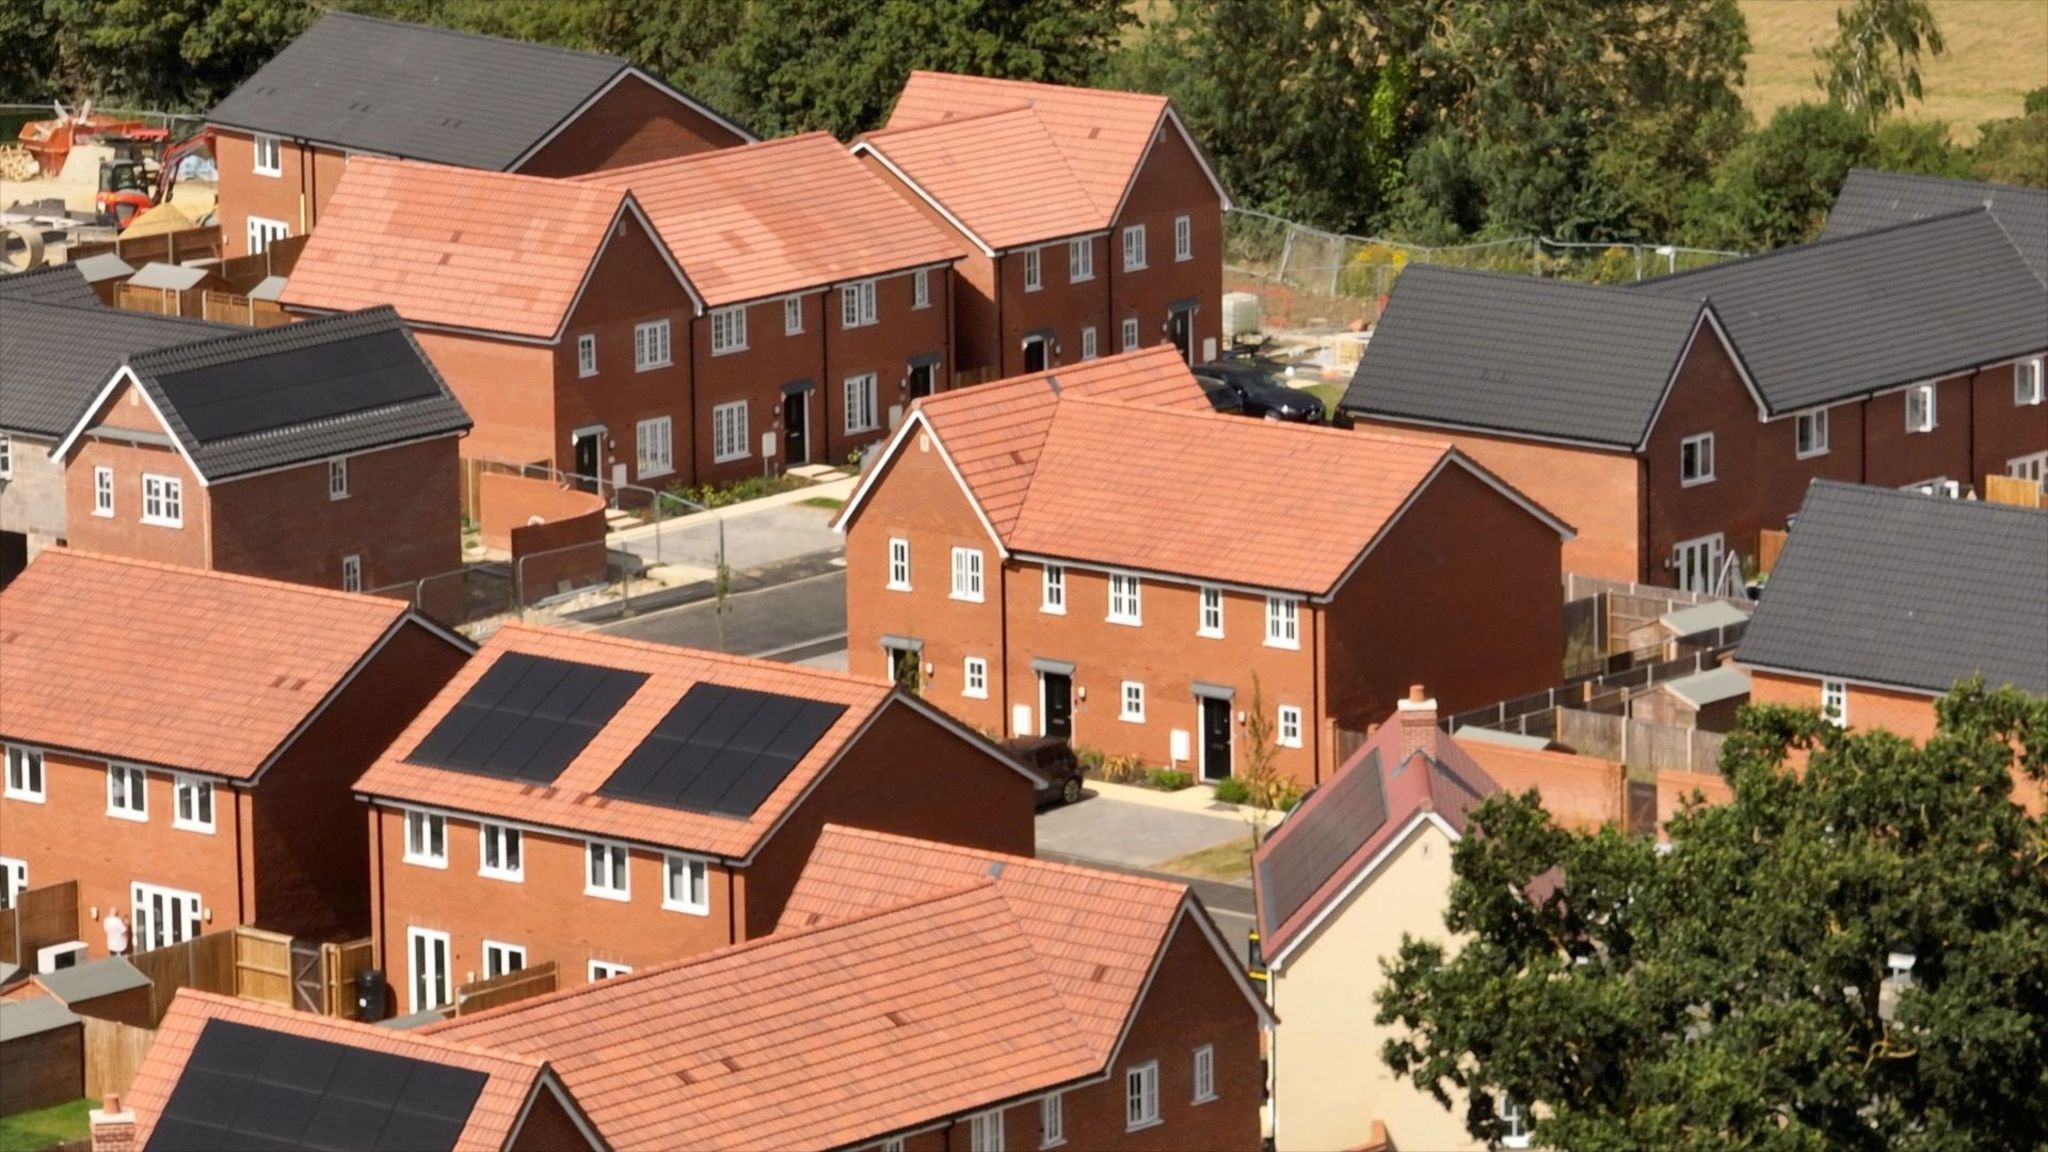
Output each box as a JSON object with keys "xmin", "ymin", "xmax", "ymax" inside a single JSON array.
[
  {"xmin": 1194, "ymin": 361, "xmax": 1326, "ymax": 423},
  {"xmin": 1006, "ymin": 736, "xmax": 1086, "ymax": 807}
]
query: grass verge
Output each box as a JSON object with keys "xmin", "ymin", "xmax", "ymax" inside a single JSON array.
[
  {"xmin": 799, "ymin": 496, "xmax": 845, "ymax": 510},
  {"xmin": 1151, "ymin": 835, "xmax": 1256, "ymax": 883},
  {"xmin": 0, "ymin": 1098, "xmax": 96, "ymax": 1152}
]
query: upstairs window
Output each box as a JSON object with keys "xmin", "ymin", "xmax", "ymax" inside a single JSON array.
[
  {"xmin": 970, "ymin": 1110, "xmax": 1004, "ymax": 1152},
  {"xmin": 635, "ymin": 319, "xmax": 674, "ymax": 369},
  {"xmin": 1041, "ymin": 1093, "xmax": 1065, "ymax": 1148},
  {"xmin": 1041, "ymin": 565, "xmax": 1065, "ymax": 613},
  {"xmin": 842, "ymin": 280, "xmax": 878, "ymax": 328},
  {"xmin": 1192, "ymin": 1043, "xmax": 1216, "ymax": 1102},
  {"xmin": 1680, "ymin": 433, "xmax": 1715, "ymax": 486},
  {"xmin": 586, "ymin": 839, "xmax": 630, "ymax": 899},
  {"xmin": 1108, "ymin": 573, "xmax": 1142, "ymax": 625},
  {"xmin": 1125, "ymin": 1061, "xmax": 1160, "ymax": 1129},
  {"xmin": 1023, "ymin": 247, "xmax": 1042, "ymax": 292},
  {"xmin": 404, "ymin": 810, "xmax": 447, "ymax": 867},
  {"xmin": 1122, "ymin": 225, "xmax": 1147, "ymax": 271},
  {"xmin": 784, "ymin": 295, "xmax": 804, "ymax": 336},
  {"xmin": 253, "ymin": 133, "xmax": 281, "ymax": 176},
  {"xmin": 328, "ymin": 458, "xmax": 349, "ymax": 500},
  {"xmin": 142, "ymin": 474, "xmax": 182, "ymax": 527},
  {"xmin": 1175, "ymin": 215, "xmax": 1192, "ymax": 261},
  {"xmin": 0, "ymin": 432, "xmax": 10, "ymax": 479},
  {"xmin": 1198, "ymin": 586, "xmax": 1224, "ymax": 638},
  {"xmin": 1265, "ymin": 596, "xmax": 1300, "ymax": 649},
  {"xmin": 2017, "ymin": 357, "xmax": 2044, "ymax": 406},
  {"xmin": 888, "ymin": 538, "xmax": 911, "ymax": 590},
  {"xmin": 951, "ymin": 547, "xmax": 984, "ymax": 602},
  {"xmin": 1905, "ymin": 383, "xmax": 1936, "ymax": 433},
  {"xmin": 1822, "ymin": 679, "xmax": 1848, "ymax": 727},
  {"xmin": 172, "ymin": 775, "xmax": 214, "ymax": 832},
  {"xmin": 577, "ymin": 333, "xmax": 597, "ymax": 377},
  {"xmin": 913, "ymin": 269, "xmax": 931, "ymax": 310},
  {"xmin": 711, "ymin": 307, "xmax": 747, "ymax": 355},
  {"xmin": 1796, "ymin": 410, "xmax": 1829, "ymax": 458},
  {"xmin": 664, "ymin": 854, "xmax": 710, "ymax": 915},
  {"xmin": 479, "ymin": 823, "xmax": 523, "ymax": 881},
  {"xmin": 4, "ymin": 746, "xmax": 44, "ymax": 802},
  {"xmin": 93, "ymin": 466, "xmax": 113, "ymax": 516},
  {"xmin": 1069, "ymin": 239, "xmax": 1093, "ymax": 282},
  {"xmin": 107, "ymin": 764, "xmax": 148, "ymax": 821}
]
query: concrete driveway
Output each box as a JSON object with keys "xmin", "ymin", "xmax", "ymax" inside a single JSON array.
[
  {"xmin": 614, "ymin": 502, "xmax": 841, "ymax": 577},
  {"xmin": 1035, "ymin": 791, "xmax": 1249, "ymax": 870}
]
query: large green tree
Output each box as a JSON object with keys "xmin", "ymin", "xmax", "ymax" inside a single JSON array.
[
  {"xmin": 1814, "ymin": 0, "xmax": 1947, "ymax": 127},
  {"xmin": 1685, "ymin": 100, "xmax": 1874, "ymax": 249},
  {"xmin": 1376, "ymin": 682, "xmax": 2048, "ymax": 1150},
  {"xmin": 1970, "ymin": 87, "xmax": 2048, "ymax": 188}
]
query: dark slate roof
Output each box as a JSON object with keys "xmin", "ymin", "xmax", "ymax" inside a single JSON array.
[
  {"xmin": 1635, "ymin": 209, "xmax": 2048, "ymax": 414},
  {"xmin": 207, "ymin": 12, "xmax": 749, "ymax": 170},
  {"xmin": 1822, "ymin": 168, "xmax": 2048, "ymax": 284},
  {"xmin": 1255, "ymin": 748, "xmax": 1390, "ymax": 943},
  {"xmin": 1340, "ymin": 264, "xmax": 1704, "ymax": 447},
  {"xmin": 1736, "ymin": 481, "xmax": 2048, "ymax": 695},
  {"xmin": 105, "ymin": 307, "xmax": 472, "ymax": 481},
  {"xmin": 0, "ymin": 298, "xmax": 230, "ymax": 437},
  {"xmin": 0, "ymin": 265, "xmax": 101, "ymax": 306}
]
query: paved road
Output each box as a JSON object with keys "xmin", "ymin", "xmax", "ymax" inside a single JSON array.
[
  {"xmin": 597, "ymin": 569, "xmax": 847, "ymax": 657},
  {"xmin": 614, "ymin": 503, "xmax": 841, "ymax": 575}
]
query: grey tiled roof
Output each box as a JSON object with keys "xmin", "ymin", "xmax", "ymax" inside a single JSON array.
[
  {"xmin": 1822, "ymin": 168, "xmax": 2048, "ymax": 283},
  {"xmin": 207, "ymin": 12, "xmax": 748, "ymax": 170},
  {"xmin": 1340, "ymin": 264, "xmax": 1704, "ymax": 447},
  {"xmin": 1635, "ymin": 209, "xmax": 2048, "ymax": 414},
  {"xmin": 37, "ymin": 957, "xmax": 150, "ymax": 1004},
  {"xmin": 1736, "ymin": 482, "xmax": 2048, "ymax": 695},
  {"xmin": 0, "ymin": 265, "xmax": 102, "ymax": 306},
  {"xmin": 0, "ymin": 298, "xmax": 230, "ymax": 437},
  {"xmin": 120, "ymin": 307, "xmax": 471, "ymax": 481}
]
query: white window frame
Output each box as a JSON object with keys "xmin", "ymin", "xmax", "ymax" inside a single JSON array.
[
  {"xmin": 1821, "ymin": 679, "xmax": 1848, "ymax": 727},
  {"xmin": 107, "ymin": 763, "xmax": 148, "ymax": 822},
  {"xmin": 2015, "ymin": 357, "xmax": 2043, "ymax": 406},
  {"xmin": 913, "ymin": 269, "xmax": 931, "ymax": 309},
  {"xmin": 2008, "ymin": 450, "xmax": 2048, "ymax": 482},
  {"xmin": 844, "ymin": 372, "xmax": 879, "ymax": 434},
  {"xmin": 328, "ymin": 457, "xmax": 349, "ymax": 500},
  {"xmin": 577, "ymin": 333, "xmax": 598, "ymax": 377},
  {"xmin": 881, "ymin": 1140, "xmax": 906, "ymax": 1152},
  {"xmin": 142, "ymin": 474, "xmax": 183, "ymax": 528},
  {"xmin": 172, "ymin": 774, "xmax": 215, "ymax": 833},
  {"xmin": 1175, "ymin": 215, "xmax": 1192, "ymax": 262},
  {"xmin": 1192, "ymin": 1043, "xmax": 1216, "ymax": 1102},
  {"xmin": 711, "ymin": 402, "xmax": 748, "ymax": 465},
  {"xmin": 1120, "ymin": 681, "xmax": 1145, "ymax": 723},
  {"xmin": 841, "ymin": 280, "xmax": 878, "ymax": 329},
  {"xmin": 1121, "ymin": 317, "xmax": 1140, "ymax": 352},
  {"xmin": 588, "ymin": 959, "xmax": 633, "ymax": 982},
  {"xmin": 93, "ymin": 465, "xmax": 114, "ymax": 516},
  {"xmin": 635, "ymin": 319, "xmax": 674, "ymax": 369},
  {"xmin": 403, "ymin": 809, "xmax": 448, "ymax": 868},
  {"xmin": 1679, "ymin": 432, "xmax": 1715, "ymax": 486},
  {"xmin": 1795, "ymin": 409, "xmax": 1829, "ymax": 459},
  {"xmin": 1198, "ymin": 586, "xmax": 1224, "ymax": 638},
  {"xmin": 1906, "ymin": 477, "xmax": 1961, "ymax": 498},
  {"xmin": 0, "ymin": 858, "xmax": 24, "ymax": 910},
  {"xmin": 1023, "ymin": 247, "xmax": 1043, "ymax": 292},
  {"xmin": 1040, "ymin": 1093, "xmax": 1065, "ymax": 1148},
  {"xmin": 246, "ymin": 216, "xmax": 289, "ymax": 255},
  {"xmin": 4, "ymin": 745, "xmax": 44, "ymax": 802},
  {"xmin": 1080, "ymin": 326, "xmax": 1098, "ymax": 360},
  {"xmin": 950, "ymin": 546, "xmax": 985, "ymax": 603},
  {"xmin": 663, "ymin": 853, "xmax": 711, "ymax": 915},
  {"xmin": 1497, "ymin": 1093, "xmax": 1532, "ymax": 1149},
  {"xmin": 1108, "ymin": 572, "xmax": 1142, "ymax": 625},
  {"xmin": 482, "ymin": 940, "xmax": 526, "ymax": 981},
  {"xmin": 637, "ymin": 415, "xmax": 675, "ymax": 479},
  {"xmin": 1265, "ymin": 596, "xmax": 1300, "ymax": 649},
  {"xmin": 963, "ymin": 657, "xmax": 989, "ymax": 699},
  {"xmin": 407, "ymin": 927, "xmax": 450, "ymax": 1013},
  {"xmin": 1041, "ymin": 565, "xmax": 1066, "ymax": 613},
  {"xmin": 252, "ymin": 133, "xmax": 282, "ymax": 176},
  {"xmin": 1125, "ymin": 1061, "xmax": 1161, "ymax": 1130},
  {"xmin": 341, "ymin": 554, "xmax": 362, "ymax": 594},
  {"xmin": 586, "ymin": 839, "xmax": 630, "ymax": 901},
  {"xmin": 0, "ymin": 432, "xmax": 10, "ymax": 479},
  {"xmin": 784, "ymin": 295, "xmax": 804, "ymax": 336},
  {"xmin": 1278, "ymin": 706, "xmax": 1304, "ymax": 749},
  {"xmin": 1122, "ymin": 224, "xmax": 1147, "ymax": 271},
  {"xmin": 888, "ymin": 538, "xmax": 912, "ymax": 591},
  {"xmin": 479, "ymin": 822, "xmax": 523, "ymax": 882},
  {"xmin": 133, "ymin": 882, "xmax": 202, "ymax": 953},
  {"xmin": 1905, "ymin": 383, "xmax": 1937, "ymax": 432},
  {"xmin": 970, "ymin": 1110, "xmax": 1004, "ymax": 1152},
  {"xmin": 1069, "ymin": 239, "xmax": 1093, "ymax": 282},
  {"xmin": 710, "ymin": 306, "xmax": 747, "ymax": 356}
]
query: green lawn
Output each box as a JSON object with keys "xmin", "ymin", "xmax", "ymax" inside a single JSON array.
[
  {"xmin": 0, "ymin": 1098, "xmax": 96, "ymax": 1152},
  {"xmin": 1299, "ymin": 381, "xmax": 1348, "ymax": 419}
]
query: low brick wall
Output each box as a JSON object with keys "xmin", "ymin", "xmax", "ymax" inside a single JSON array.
[{"xmin": 476, "ymin": 473, "xmax": 609, "ymax": 599}]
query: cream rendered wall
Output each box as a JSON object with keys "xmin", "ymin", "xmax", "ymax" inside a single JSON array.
[{"xmin": 1269, "ymin": 818, "xmax": 1482, "ymax": 1152}]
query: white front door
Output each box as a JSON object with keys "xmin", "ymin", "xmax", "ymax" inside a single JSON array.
[
  {"xmin": 131, "ymin": 882, "xmax": 201, "ymax": 953},
  {"xmin": 1672, "ymin": 534, "xmax": 1724, "ymax": 594},
  {"xmin": 409, "ymin": 927, "xmax": 451, "ymax": 1013}
]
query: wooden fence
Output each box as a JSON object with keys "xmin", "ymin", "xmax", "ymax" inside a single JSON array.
[
  {"xmin": 319, "ymin": 938, "xmax": 376, "ymax": 1018},
  {"xmin": 68, "ymin": 223, "xmax": 222, "ymax": 266},
  {"xmin": 200, "ymin": 290, "xmax": 292, "ymax": 327},
  {"xmin": 453, "ymin": 961, "xmax": 557, "ymax": 1017},
  {"xmin": 1984, "ymin": 474, "xmax": 2046, "ymax": 508},
  {"xmin": 0, "ymin": 880, "xmax": 79, "ymax": 968},
  {"xmin": 82, "ymin": 1016, "xmax": 155, "ymax": 1101},
  {"xmin": 115, "ymin": 281, "xmax": 184, "ymax": 316},
  {"xmin": 127, "ymin": 931, "xmax": 237, "ymax": 1026},
  {"xmin": 1556, "ymin": 707, "xmax": 1726, "ymax": 774},
  {"xmin": 1757, "ymin": 529, "xmax": 1789, "ymax": 575},
  {"xmin": 234, "ymin": 928, "xmax": 294, "ymax": 1009}
]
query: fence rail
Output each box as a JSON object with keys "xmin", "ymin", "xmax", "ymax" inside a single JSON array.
[
  {"xmin": 453, "ymin": 961, "xmax": 557, "ymax": 1017},
  {"xmin": 1449, "ymin": 646, "xmax": 1736, "ymax": 735},
  {"xmin": 83, "ymin": 1017, "xmax": 154, "ymax": 1101},
  {"xmin": 0, "ymin": 880, "xmax": 79, "ymax": 968}
]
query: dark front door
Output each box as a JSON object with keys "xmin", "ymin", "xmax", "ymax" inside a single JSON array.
[
  {"xmin": 909, "ymin": 362, "xmax": 935, "ymax": 399},
  {"xmin": 1022, "ymin": 337, "xmax": 1049, "ymax": 373},
  {"xmin": 1041, "ymin": 672, "xmax": 1073, "ymax": 740},
  {"xmin": 784, "ymin": 390, "xmax": 808, "ymax": 466},
  {"xmin": 571, "ymin": 431, "xmax": 601, "ymax": 492},
  {"xmin": 1200, "ymin": 695, "xmax": 1233, "ymax": 781},
  {"xmin": 1169, "ymin": 307, "xmax": 1194, "ymax": 364}
]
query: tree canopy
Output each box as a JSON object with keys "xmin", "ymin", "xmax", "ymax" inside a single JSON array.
[{"xmin": 1376, "ymin": 682, "xmax": 2048, "ymax": 1151}]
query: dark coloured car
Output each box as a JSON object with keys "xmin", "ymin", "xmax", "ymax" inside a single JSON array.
[
  {"xmin": 1195, "ymin": 374, "xmax": 1247, "ymax": 415},
  {"xmin": 1006, "ymin": 736, "xmax": 1085, "ymax": 807},
  {"xmin": 1194, "ymin": 361, "xmax": 1326, "ymax": 423}
]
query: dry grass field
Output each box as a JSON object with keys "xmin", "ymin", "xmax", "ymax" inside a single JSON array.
[{"xmin": 1740, "ymin": 0, "xmax": 2048, "ymax": 140}]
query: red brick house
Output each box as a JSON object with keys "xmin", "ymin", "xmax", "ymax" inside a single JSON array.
[
  {"xmin": 577, "ymin": 133, "xmax": 966, "ymax": 473},
  {"xmin": 282, "ymin": 158, "xmax": 700, "ymax": 492},
  {"xmin": 426, "ymin": 825, "xmax": 1271, "ymax": 1151},
  {"xmin": 0, "ymin": 551, "xmax": 471, "ymax": 952},
  {"xmin": 50, "ymin": 307, "xmax": 471, "ymax": 597},
  {"xmin": 1342, "ymin": 199, "xmax": 2048, "ymax": 589},
  {"xmin": 351, "ymin": 624, "xmax": 1039, "ymax": 1009},
  {"xmin": 855, "ymin": 72, "xmax": 1230, "ymax": 379},
  {"xmin": 838, "ymin": 348, "xmax": 1572, "ymax": 786},
  {"xmin": 206, "ymin": 11, "xmax": 751, "ymax": 258}
]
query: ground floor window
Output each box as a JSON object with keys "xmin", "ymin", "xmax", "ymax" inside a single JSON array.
[
  {"xmin": 637, "ymin": 416, "xmax": 674, "ymax": 478},
  {"xmin": 482, "ymin": 940, "xmax": 526, "ymax": 980},
  {"xmin": 132, "ymin": 882, "xmax": 202, "ymax": 953},
  {"xmin": 845, "ymin": 373, "xmax": 879, "ymax": 434}
]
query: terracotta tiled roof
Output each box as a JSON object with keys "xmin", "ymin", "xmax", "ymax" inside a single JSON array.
[
  {"xmin": 128, "ymin": 990, "xmax": 547, "ymax": 1152},
  {"xmin": 430, "ymin": 884, "xmax": 1103, "ymax": 1151},
  {"xmin": 578, "ymin": 133, "xmax": 965, "ymax": 306},
  {"xmin": 0, "ymin": 551, "xmax": 414, "ymax": 780},
  {"xmin": 282, "ymin": 157, "xmax": 635, "ymax": 338},
  {"xmin": 351, "ymin": 624, "xmax": 895, "ymax": 859},
  {"xmin": 1456, "ymin": 738, "xmax": 1623, "ymax": 832},
  {"xmin": 777, "ymin": 824, "xmax": 1189, "ymax": 1061}
]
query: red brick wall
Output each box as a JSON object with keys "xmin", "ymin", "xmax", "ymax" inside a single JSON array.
[
  {"xmin": 824, "ymin": 269, "xmax": 955, "ymax": 463},
  {"xmin": 214, "ymin": 131, "xmax": 311, "ymax": 259},
  {"xmin": 411, "ymin": 333, "xmax": 556, "ymax": 466},
  {"xmin": 63, "ymin": 383, "xmax": 210, "ymax": 570},
  {"xmin": 1972, "ymin": 358, "xmax": 2048, "ymax": 484},
  {"xmin": 1747, "ymin": 670, "xmax": 1939, "ymax": 743},
  {"xmin": 515, "ymin": 73, "xmax": 748, "ymax": 178},
  {"xmin": 995, "ymin": 236, "xmax": 1113, "ymax": 378},
  {"xmin": 690, "ymin": 294, "xmax": 821, "ymax": 483},
  {"xmin": 1109, "ymin": 124, "xmax": 1224, "ymax": 367},
  {"xmin": 510, "ymin": 1085, "xmax": 595, "ymax": 1151},
  {"xmin": 1854, "ymin": 375, "xmax": 1977, "ymax": 493}
]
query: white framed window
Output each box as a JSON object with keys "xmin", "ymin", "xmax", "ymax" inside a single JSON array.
[
  {"xmin": 0, "ymin": 858, "xmax": 24, "ymax": 910},
  {"xmin": 951, "ymin": 546, "xmax": 984, "ymax": 602},
  {"xmin": 2016, "ymin": 357, "xmax": 2043, "ymax": 406},
  {"xmin": 577, "ymin": 333, "xmax": 597, "ymax": 377},
  {"xmin": 588, "ymin": 959, "xmax": 633, "ymax": 981},
  {"xmin": 1069, "ymin": 238, "xmax": 1093, "ymax": 282},
  {"xmin": 970, "ymin": 1110, "xmax": 1004, "ymax": 1152},
  {"xmin": 636, "ymin": 416, "xmax": 675, "ymax": 478},
  {"xmin": 246, "ymin": 216, "xmax": 289, "ymax": 255},
  {"xmin": 844, "ymin": 373, "xmax": 879, "ymax": 434},
  {"xmin": 1108, "ymin": 572, "xmax": 1142, "ymax": 625},
  {"xmin": 841, "ymin": 280, "xmax": 878, "ymax": 328},
  {"xmin": 93, "ymin": 466, "xmax": 113, "ymax": 516},
  {"xmin": 107, "ymin": 764, "xmax": 148, "ymax": 822},
  {"xmin": 711, "ymin": 402, "xmax": 748, "ymax": 464},
  {"xmin": 1821, "ymin": 679, "xmax": 1848, "ymax": 727},
  {"xmin": 664, "ymin": 854, "xmax": 710, "ymax": 915},
  {"xmin": 1278, "ymin": 706, "xmax": 1303, "ymax": 748},
  {"xmin": 636, "ymin": 319, "xmax": 674, "ymax": 369},
  {"xmin": 1192, "ymin": 1043, "xmax": 1216, "ymax": 1102},
  {"xmin": 586, "ymin": 839, "xmax": 630, "ymax": 900},
  {"xmin": 1795, "ymin": 410, "xmax": 1829, "ymax": 458},
  {"xmin": 328, "ymin": 457, "xmax": 349, "ymax": 500},
  {"xmin": 881, "ymin": 1141, "xmax": 905, "ymax": 1152},
  {"xmin": 252, "ymin": 133, "xmax": 282, "ymax": 176},
  {"xmin": 1198, "ymin": 586, "xmax": 1224, "ymax": 638},
  {"xmin": 1498, "ymin": 1093, "xmax": 1532, "ymax": 1149},
  {"xmin": 1041, "ymin": 565, "xmax": 1065, "ymax": 613},
  {"xmin": 784, "ymin": 295, "xmax": 804, "ymax": 336},
  {"xmin": 132, "ymin": 882, "xmax": 201, "ymax": 953},
  {"xmin": 1040, "ymin": 1093, "xmax": 1065, "ymax": 1148},
  {"xmin": 404, "ymin": 809, "xmax": 447, "ymax": 867},
  {"xmin": 710, "ymin": 306, "xmax": 747, "ymax": 355},
  {"xmin": 173, "ymin": 774, "xmax": 214, "ymax": 833},
  {"xmin": 1906, "ymin": 477, "xmax": 1960, "ymax": 498},
  {"xmin": 142, "ymin": 474, "xmax": 183, "ymax": 527},
  {"xmin": 2009, "ymin": 450, "xmax": 2048, "ymax": 482},
  {"xmin": 1122, "ymin": 224, "xmax": 1147, "ymax": 271},
  {"xmin": 1023, "ymin": 247, "xmax": 1042, "ymax": 292},
  {"xmin": 913, "ymin": 268, "xmax": 931, "ymax": 309},
  {"xmin": 963, "ymin": 657, "xmax": 989, "ymax": 699},
  {"xmin": 1679, "ymin": 433, "xmax": 1715, "ymax": 486},
  {"xmin": 479, "ymin": 823, "xmax": 523, "ymax": 881},
  {"xmin": 1265, "ymin": 596, "xmax": 1300, "ymax": 649},
  {"xmin": 4, "ymin": 746, "xmax": 44, "ymax": 802},
  {"xmin": 1905, "ymin": 383, "xmax": 1936, "ymax": 432},
  {"xmin": 1120, "ymin": 681, "xmax": 1145, "ymax": 723},
  {"xmin": 1175, "ymin": 215, "xmax": 1192, "ymax": 261},
  {"xmin": 1121, "ymin": 317, "xmax": 1140, "ymax": 352},
  {"xmin": 1125, "ymin": 1061, "xmax": 1160, "ymax": 1129},
  {"xmin": 482, "ymin": 940, "xmax": 526, "ymax": 980},
  {"xmin": 1080, "ymin": 326, "xmax": 1098, "ymax": 360},
  {"xmin": 407, "ymin": 927, "xmax": 450, "ymax": 1013},
  {"xmin": 0, "ymin": 433, "xmax": 11, "ymax": 478},
  {"xmin": 888, "ymin": 537, "xmax": 912, "ymax": 590},
  {"xmin": 341, "ymin": 554, "xmax": 362, "ymax": 594}
]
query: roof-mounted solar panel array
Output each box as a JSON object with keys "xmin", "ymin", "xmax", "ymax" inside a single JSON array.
[
  {"xmin": 406, "ymin": 653, "xmax": 647, "ymax": 783},
  {"xmin": 599, "ymin": 684, "xmax": 846, "ymax": 817}
]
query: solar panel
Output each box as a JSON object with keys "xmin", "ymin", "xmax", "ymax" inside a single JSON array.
[
  {"xmin": 146, "ymin": 1019, "xmax": 487, "ymax": 1152},
  {"xmin": 406, "ymin": 653, "xmax": 647, "ymax": 784},
  {"xmin": 158, "ymin": 328, "xmax": 444, "ymax": 444},
  {"xmin": 598, "ymin": 684, "xmax": 846, "ymax": 817}
]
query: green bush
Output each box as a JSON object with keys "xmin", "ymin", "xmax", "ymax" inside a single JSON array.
[
  {"xmin": 1149, "ymin": 769, "xmax": 1192, "ymax": 791},
  {"xmin": 664, "ymin": 474, "xmax": 808, "ymax": 509},
  {"xmin": 1100, "ymin": 753, "xmax": 1146, "ymax": 784},
  {"xmin": 1211, "ymin": 777, "xmax": 1253, "ymax": 805}
]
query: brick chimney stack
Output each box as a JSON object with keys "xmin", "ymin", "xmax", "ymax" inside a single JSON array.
[
  {"xmin": 1396, "ymin": 684, "xmax": 1438, "ymax": 756},
  {"xmin": 90, "ymin": 1094, "xmax": 136, "ymax": 1152}
]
